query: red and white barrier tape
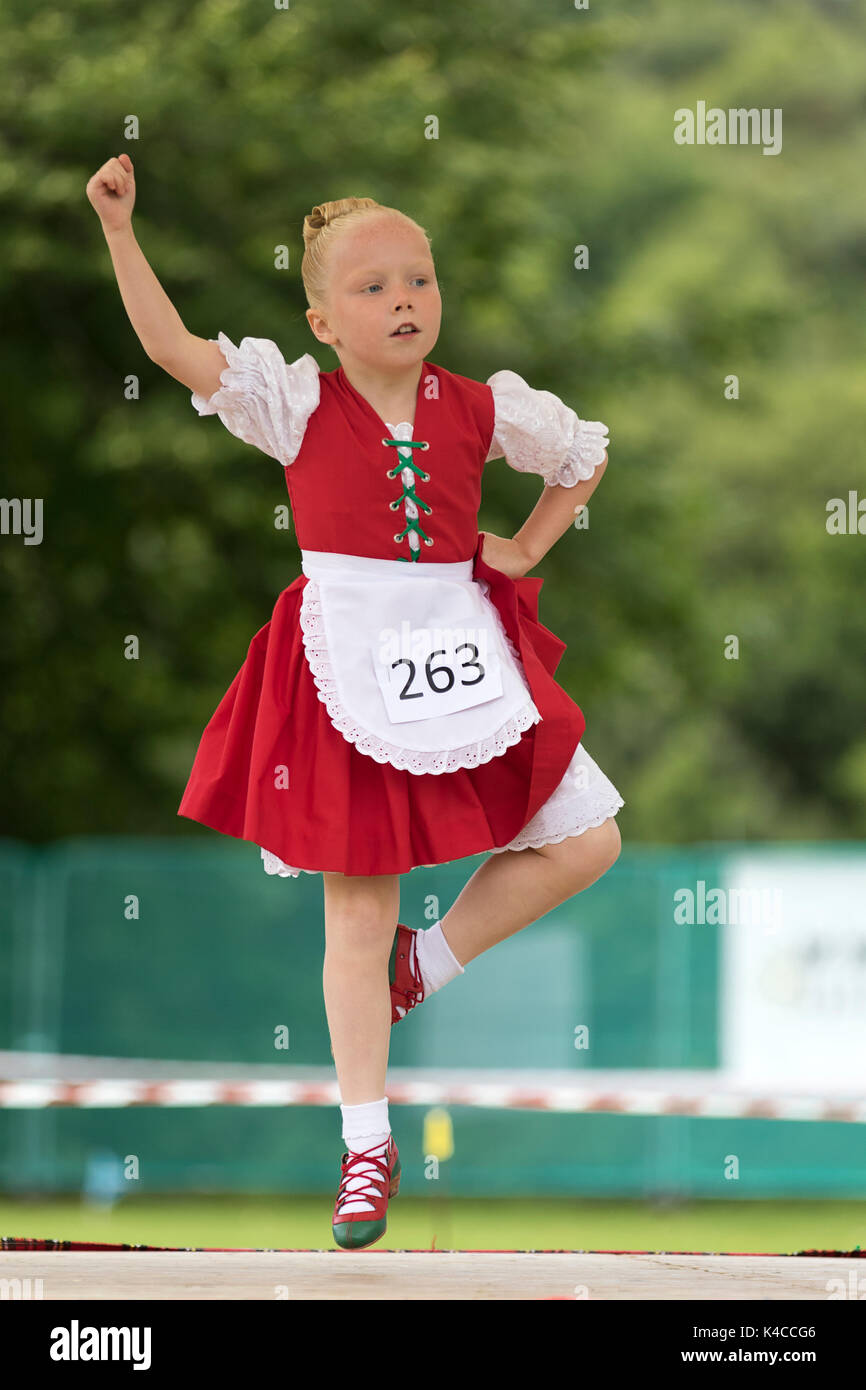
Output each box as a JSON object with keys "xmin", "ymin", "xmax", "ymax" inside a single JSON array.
[{"xmin": 0, "ymin": 1078, "xmax": 863, "ymax": 1122}]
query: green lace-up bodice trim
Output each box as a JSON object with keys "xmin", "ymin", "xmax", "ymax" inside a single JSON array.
[{"xmin": 383, "ymin": 436, "xmax": 432, "ymax": 562}]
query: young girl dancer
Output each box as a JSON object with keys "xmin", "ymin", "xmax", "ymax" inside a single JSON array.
[{"xmin": 87, "ymin": 153, "xmax": 624, "ymax": 1251}]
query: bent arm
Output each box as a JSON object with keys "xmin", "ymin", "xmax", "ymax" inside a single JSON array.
[
  {"xmin": 514, "ymin": 452, "xmax": 608, "ymax": 569},
  {"xmin": 101, "ymin": 222, "xmax": 226, "ymax": 397}
]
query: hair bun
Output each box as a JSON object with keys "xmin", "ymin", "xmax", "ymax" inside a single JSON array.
[
  {"xmin": 303, "ymin": 196, "xmax": 384, "ymax": 247},
  {"xmin": 302, "ymin": 205, "xmax": 329, "ymax": 248}
]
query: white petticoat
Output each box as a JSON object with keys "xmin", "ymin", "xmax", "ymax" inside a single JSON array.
[{"xmin": 259, "ymin": 739, "xmax": 624, "ymax": 878}]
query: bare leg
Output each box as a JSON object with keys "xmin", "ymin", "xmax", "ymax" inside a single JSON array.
[
  {"xmin": 440, "ymin": 817, "xmax": 621, "ymax": 965},
  {"xmin": 321, "ymin": 871, "xmax": 400, "ymax": 1105}
]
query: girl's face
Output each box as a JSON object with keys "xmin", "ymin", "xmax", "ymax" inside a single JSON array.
[{"xmin": 306, "ymin": 217, "xmax": 441, "ymax": 374}]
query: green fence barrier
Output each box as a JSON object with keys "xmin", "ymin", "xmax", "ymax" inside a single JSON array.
[{"xmin": 1, "ymin": 837, "xmax": 864, "ymax": 1198}]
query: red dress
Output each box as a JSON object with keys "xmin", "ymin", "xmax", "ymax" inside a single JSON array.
[{"xmin": 177, "ymin": 334, "xmax": 620, "ymax": 877}]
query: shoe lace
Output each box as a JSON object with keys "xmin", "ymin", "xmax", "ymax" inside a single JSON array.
[{"xmin": 336, "ymin": 1142, "xmax": 392, "ymax": 1215}]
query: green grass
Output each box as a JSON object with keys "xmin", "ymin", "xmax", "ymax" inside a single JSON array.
[{"xmin": 1, "ymin": 1196, "xmax": 863, "ymax": 1253}]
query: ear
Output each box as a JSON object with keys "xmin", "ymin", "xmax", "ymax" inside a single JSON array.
[{"xmin": 305, "ymin": 307, "xmax": 336, "ymax": 344}]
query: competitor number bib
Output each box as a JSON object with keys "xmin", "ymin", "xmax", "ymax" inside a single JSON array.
[{"xmin": 372, "ymin": 614, "xmax": 503, "ymax": 724}]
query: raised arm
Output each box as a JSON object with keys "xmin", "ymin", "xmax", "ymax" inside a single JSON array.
[{"xmin": 85, "ymin": 153, "xmax": 226, "ymax": 397}]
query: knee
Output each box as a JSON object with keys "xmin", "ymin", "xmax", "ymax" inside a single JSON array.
[
  {"xmin": 536, "ymin": 816, "xmax": 621, "ymax": 887},
  {"xmin": 568, "ymin": 817, "xmax": 621, "ymax": 885},
  {"xmin": 597, "ymin": 817, "xmax": 622, "ymax": 871},
  {"xmin": 324, "ymin": 899, "xmax": 397, "ymax": 958}
]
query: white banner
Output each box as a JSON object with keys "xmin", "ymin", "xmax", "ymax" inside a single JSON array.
[{"xmin": 720, "ymin": 853, "xmax": 866, "ymax": 1089}]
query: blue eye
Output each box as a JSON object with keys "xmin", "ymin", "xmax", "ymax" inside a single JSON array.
[{"xmin": 363, "ymin": 277, "xmax": 429, "ymax": 293}]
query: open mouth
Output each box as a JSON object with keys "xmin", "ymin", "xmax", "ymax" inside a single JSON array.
[{"xmin": 391, "ymin": 325, "xmax": 420, "ymax": 336}]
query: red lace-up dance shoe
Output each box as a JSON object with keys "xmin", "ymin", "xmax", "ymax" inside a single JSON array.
[
  {"xmin": 332, "ymin": 1135, "xmax": 401, "ymax": 1250},
  {"xmin": 389, "ymin": 923, "xmax": 425, "ymax": 1025}
]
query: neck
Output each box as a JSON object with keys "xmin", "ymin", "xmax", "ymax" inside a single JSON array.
[{"xmin": 338, "ymin": 354, "xmax": 424, "ymax": 416}]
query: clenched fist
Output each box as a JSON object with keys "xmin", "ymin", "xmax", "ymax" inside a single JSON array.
[
  {"xmin": 86, "ymin": 153, "xmax": 136, "ymax": 231},
  {"xmin": 478, "ymin": 531, "xmax": 535, "ymax": 580}
]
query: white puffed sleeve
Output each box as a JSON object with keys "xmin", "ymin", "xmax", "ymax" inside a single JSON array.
[
  {"xmin": 484, "ymin": 370, "xmax": 609, "ymax": 488},
  {"xmin": 190, "ymin": 331, "xmax": 320, "ymax": 466}
]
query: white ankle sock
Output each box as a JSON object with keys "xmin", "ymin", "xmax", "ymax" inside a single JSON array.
[
  {"xmin": 338, "ymin": 1097, "xmax": 391, "ymax": 1216},
  {"xmin": 415, "ymin": 919, "xmax": 465, "ymax": 995}
]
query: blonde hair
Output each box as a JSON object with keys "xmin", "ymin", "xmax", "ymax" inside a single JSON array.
[{"xmin": 301, "ymin": 197, "xmax": 431, "ymax": 311}]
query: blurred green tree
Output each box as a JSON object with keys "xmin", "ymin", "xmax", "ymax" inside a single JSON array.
[{"xmin": 1, "ymin": 0, "xmax": 864, "ymax": 846}]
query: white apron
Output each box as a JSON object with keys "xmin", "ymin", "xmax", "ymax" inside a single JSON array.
[{"xmin": 298, "ymin": 549, "xmax": 542, "ymax": 775}]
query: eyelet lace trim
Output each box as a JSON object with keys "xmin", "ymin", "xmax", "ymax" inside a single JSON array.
[
  {"xmin": 489, "ymin": 787, "xmax": 625, "ymax": 853},
  {"xmin": 297, "ymin": 577, "xmax": 540, "ymax": 775},
  {"xmin": 261, "ymin": 849, "xmax": 318, "ymax": 877},
  {"xmin": 542, "ymin": 420, "xmax": 609, "ymax": 489},
  {"xmin": 190, "ymin": 332, "xmax": 320, "ymax": 467},
  {"xmin": 484, "ymin": 370, "xmax": 609, "ymax": 488}
]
